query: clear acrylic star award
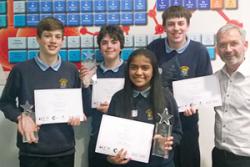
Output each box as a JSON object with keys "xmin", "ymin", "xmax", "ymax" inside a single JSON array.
[{"xmin": 152, "ymin": 108, "xmax": 173, "ymax": 159}]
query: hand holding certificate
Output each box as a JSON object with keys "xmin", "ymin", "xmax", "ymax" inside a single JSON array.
[
  {"xmin": 34, "ymin": 88, "xmax": 86, "ymax": 125},
  {"xmin": 173, "ymin": 75, "xmax": 222, "ymax": 112},
  {"xmin": 92, "ymin": 78, "xmax": 124, "ymax": 108},
  {"xmin": 95, "ymin": 115, "xmax": 154, "ymax": 163}
]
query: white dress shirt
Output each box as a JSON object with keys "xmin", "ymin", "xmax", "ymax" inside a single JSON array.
[{"xmin": 214, "ymin": 58, "xmax": 250, "ymax": 156}]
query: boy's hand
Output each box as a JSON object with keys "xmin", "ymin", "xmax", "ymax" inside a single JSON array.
[
  {"xmin": 68, "ymin": 113, "xmax": 88, "ymax": 126},
  {"xmin": 18, "ymin": 113, "xmax": 39, "ymax": 143},
  {"xmin": 96, "ymin": 102, "xmax": 109, "ymax": 114},
  {"xmin": 183, "ymin": 104, "xmax": 198, "ymax": 116}
]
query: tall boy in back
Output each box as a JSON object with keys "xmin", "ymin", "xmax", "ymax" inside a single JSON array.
[{"xmin": 147, "ymin": 6, "xmax": 212, "ymax": 167}]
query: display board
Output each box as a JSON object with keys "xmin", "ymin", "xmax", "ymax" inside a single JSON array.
[
  {"xmin": 0, "ymin": 0, "xmax": 249, "ymax": 167},
  {"xmin": 0, "ymin": 0, "xmax": 241, "ymax": 73}
]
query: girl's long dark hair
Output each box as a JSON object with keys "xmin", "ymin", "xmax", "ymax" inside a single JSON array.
[{"xmin": 120, "ymin": 48, "xmax": 166, "ymax": 119}]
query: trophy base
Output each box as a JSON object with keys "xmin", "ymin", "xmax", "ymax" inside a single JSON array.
[
  {"xmin": 22, "ymin": 131, "xmax": 39, "ymax": 143},
  {"xmin": 152, "ymin": 123, "xmax": 172, "ymax": 159}
]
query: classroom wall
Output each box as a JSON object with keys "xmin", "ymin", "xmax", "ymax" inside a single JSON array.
[{"xmin": 1, "ymin": 0, "xmax": 249, "ymax": 167}]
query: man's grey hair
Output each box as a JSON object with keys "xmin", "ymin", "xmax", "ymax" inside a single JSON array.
[{"xmin": 216, "ymin": 24, "xmax": 246, "ymax": 44}]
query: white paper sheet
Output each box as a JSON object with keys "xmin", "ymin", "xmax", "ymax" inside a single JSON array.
[
  {"xmin": 34, "ymin": 88, "xmax": 85, "ymax": 124},
  {"xmin": 0, "ymin": 66, "xmax": 6, "ymax": 85},
  {"xmin": 91, "ymin": 78, "xmax": 124, "ymax": 108},
  {"xmin": 95, "ymin": 115, "xmax": 154, "ymax": 163},
  {"xmin": 173, "ymin": 75, "xmax": 222, "ymax": 112}
]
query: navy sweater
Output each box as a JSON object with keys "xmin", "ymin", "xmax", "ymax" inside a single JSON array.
[
  {"xmin": 83, "ymin": 62, "xmax": 126, "ymax": 138},
  {"xmin": 0, "ymin": 59, "xmax": 81, "ymax": 157},
  {"xmin": 147, "ymin": 38, "xmax": 213, "ymax": 130},
  {"xmin": 108, "ymin": 88, "xmax": 182, "ymax": 167}
]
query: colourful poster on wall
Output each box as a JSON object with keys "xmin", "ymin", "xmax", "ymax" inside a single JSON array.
[{"xmin": 0, "ymin": 0, "xmax": 241, "ymax": 75}]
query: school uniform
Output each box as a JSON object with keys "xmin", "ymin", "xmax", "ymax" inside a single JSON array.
[
  {"xmin": 84, "ymin": 60, "xmax": 125, "ymax": 167},
  {"xmin": 147, "ymin": 37, "xmax": 212, "ymax": 167},
  {"xmin": 107, "ymin": 87, "xmax": 182, "ymax": 167}
]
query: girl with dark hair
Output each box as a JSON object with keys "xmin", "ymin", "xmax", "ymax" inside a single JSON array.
[{"xmin": 106, "ymin": 48, "xmax": 182, "ymax": 167}]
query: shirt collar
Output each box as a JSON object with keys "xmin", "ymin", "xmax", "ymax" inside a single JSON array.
[
  {"xmin": 133, "ymin": 86, "xmax": 151, "ymax": 98},
  {"xmin": 100, "ymin": 59, "xmax": 124, "ymax": 73},
  {"xmin": 235, "ymin": 57, "xmax": 250, "ymax": 77},
  {"xmin": 222, "ymin": 57, "xmax": 250, "ymax": 77},
  {"xmin": 165, "ymin": 36, "xmax": 190, "ymax": 54},
  {"xmin": 34, "ymin": 53, "xmax": 62, "ymax": 71}
]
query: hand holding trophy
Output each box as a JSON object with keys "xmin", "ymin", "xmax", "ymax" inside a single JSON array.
[
  {"xmin": 80, "ymin": 52, "xmax": 97, "ymax": 88},
  {"xmin": 152, "ymin": 108, "xmax": 173, "ymax": 158},
  {"xmin": 20, "ymin": 101, "xmax": 39, "ymax": 143}
]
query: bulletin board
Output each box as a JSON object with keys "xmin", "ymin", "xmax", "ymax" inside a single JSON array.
[
  {"xmin": 0, "ymin": 0, "xmax": 242, "ymax": 73},
  {"xmin": 0, "ymin": 1, "xmax": 248, "ymax": 167}
]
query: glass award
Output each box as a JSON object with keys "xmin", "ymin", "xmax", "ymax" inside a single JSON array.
[
  {"xmin": 81, "ymin": 51, "xmax": 97, "ymax": 87},
  {"xmin": 82, "ymin": 50, "xmax": 96, "ymax": 70},
  {"xmin": 20, "ymin": 101, "xmax": 39, "ymax": 143},
  {"xmin": 152, "ymin": 108, "xmax": 173, "ymax": 159}
]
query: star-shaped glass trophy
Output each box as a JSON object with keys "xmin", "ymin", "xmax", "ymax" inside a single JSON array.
[
  {"xmin": 81, "ymin": 52, "xmax": 97, "ymax": 87},
  {"xmin": 20, "ymin": 100, "xmax": 39, "ymax": 143},
  {"xmin": 152, "ymin": 108, "xmax": 173, "ymax": 159}
]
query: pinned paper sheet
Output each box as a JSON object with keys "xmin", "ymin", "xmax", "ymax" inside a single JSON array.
[{"xmin": 0, "ymin": 66, "xmax": 6, "ymax": 85}]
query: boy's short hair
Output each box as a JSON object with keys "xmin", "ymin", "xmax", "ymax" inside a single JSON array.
[
  {"xmin": 162, "ymin": 6, "xmax": 192, "ymax": 26},
  {"xmin": 36, "ymin": 17, "xmax": 64, "ymax": 38},
  {"xmin": 97, "ymin": 25, "xmax": 125, "ymax": 49}
]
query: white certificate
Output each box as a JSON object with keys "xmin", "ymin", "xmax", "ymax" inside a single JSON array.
[
  {"xmin": 34, "ymin": 88, "xmax": 85, "ymax": 124},
  {"xmin": 92, "ymin": 78, "xmax": 124, "ymax": 108},
  {"xmin": 95, "ymin": 115, "xmax": 154, "ymax": 163},
  {"xmin": 173, "ymin": 75, "xmax": 222, "ymax": 112}
]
